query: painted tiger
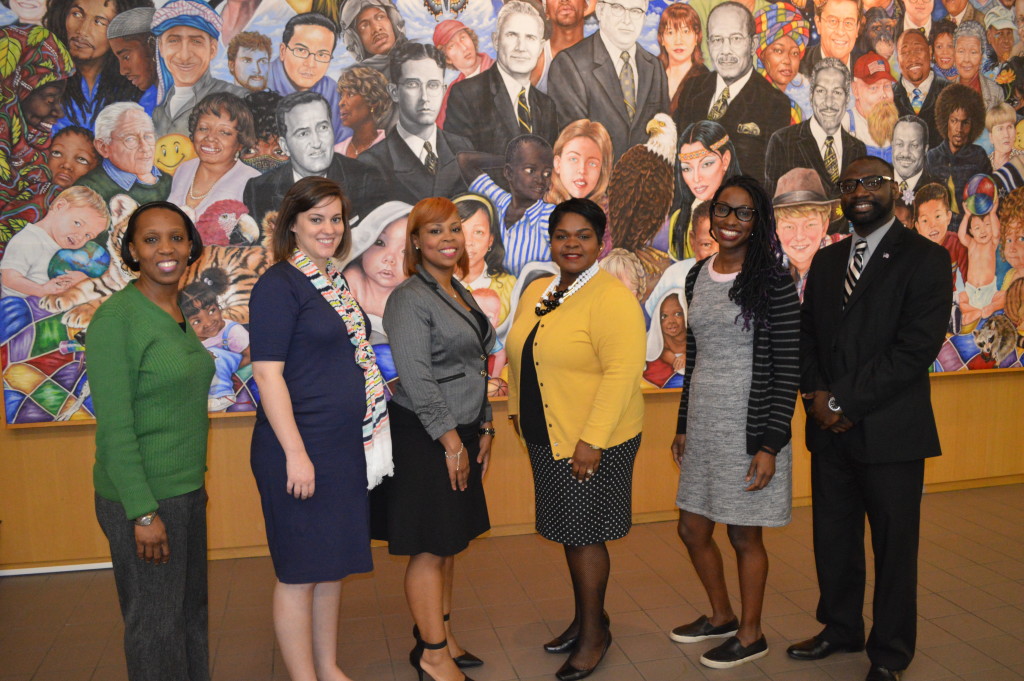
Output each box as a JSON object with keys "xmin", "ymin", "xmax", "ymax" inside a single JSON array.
[{"xmin": 40, "ymin": 195, "xmax": 274, "ymax": 329}]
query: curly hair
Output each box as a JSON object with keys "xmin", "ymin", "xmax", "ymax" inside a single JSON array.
[
  {"xmin": 710, "ymin": 175, "xmax": 787, "ymax": 332},
  {"xmin": 997, "ymin": 186, "xmax": 1024, "ymax": 235},
  {"xmin": 338, "ymin": 66, "xmax": 394, "ymax": 128},
  {"xmin": 934, "ymin": 83, "xmax": 985, "ymax": 145},
  {"xmin": 227, "ymin": 31, "xmax": 272, "ymax": 64},
  {"xmin": 244, "ymin": 90, "xmax": 283, "ymax": 142}
]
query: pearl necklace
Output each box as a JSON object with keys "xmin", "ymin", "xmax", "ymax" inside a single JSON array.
[{"xmin": 535, "ymin": 262, "xmax": 599, "ymax": 316}]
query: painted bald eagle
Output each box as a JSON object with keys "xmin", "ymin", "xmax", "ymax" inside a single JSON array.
[{"xmin": 608, "ymin": 113, "xmax": 677, "ymax": 268}]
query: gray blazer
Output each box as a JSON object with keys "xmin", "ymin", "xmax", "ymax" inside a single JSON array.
[{"xmin": 383, "ymin": 265, "xmax": 496, "ymax": 439}]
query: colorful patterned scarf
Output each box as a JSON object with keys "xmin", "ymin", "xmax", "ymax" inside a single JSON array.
[
  {"xmin": 150, "ymin": 0, "xmax": 222, "ymax": 102},
  {"xmin": 753, "ymin": 3, "xmax": 810, "ymax": 84},
  {"xmin": 289, "ymin": 248, "xmax": 393, "ymax": 489}
]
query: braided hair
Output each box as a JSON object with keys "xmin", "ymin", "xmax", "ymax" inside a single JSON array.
[{"xmin": 710, "ymin": 175, "xmax": 787, "ymax": 332}]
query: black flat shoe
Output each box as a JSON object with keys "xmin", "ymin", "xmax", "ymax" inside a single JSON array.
[
  {"xmin": 699, "ymin": 635, "xmax": 768, "ymax": 669},
  {"xmin": 410, "ymin": 637, "xmax": 476, "ymax": 681},
  {"xmin": 786, "ymin": 635, "xmax": 864, "ymax": 661},
  {"xmin": 555, "ymin": 632, "xmax": 612, "ymax": 681},
  {"xmin": 543, "ymin": 611, "xmax": 610, "ymax": 654}
]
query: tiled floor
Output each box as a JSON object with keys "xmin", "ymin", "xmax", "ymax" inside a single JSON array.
[{"xmin": 1, "ymin": 485, "xmax": 1022, "ymax": 681}]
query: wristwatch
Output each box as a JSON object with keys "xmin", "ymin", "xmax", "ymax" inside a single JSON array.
[
  {"xmin": 827, "ymin": 395, "xmax": 843, "ymax": 413},
  {"xmin": 134, "ymin": 511, "xmax": 157, "ymax": 526},
  {"xmin": 479, "ymin": 427, "xmax": 496, "ymax": 437}
]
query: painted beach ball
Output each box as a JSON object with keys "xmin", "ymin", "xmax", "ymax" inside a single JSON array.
[{"xmin": 963, "ymin": 174, "xmax": 997, "ymax": 216}]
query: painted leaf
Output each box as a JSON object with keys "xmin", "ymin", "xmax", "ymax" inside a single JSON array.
[
  {"xmin": 10, "ymin": 115, "xmax": 21, "ymax": 145},
  {"xmin": 56, "ymin": 40, "xmax": 73, "ymax": 71},
  {"xmin": 27, "ymin": 26, "xmax": 49, "ymax": 47},
  {"xmin": 0, "ymin": 38, "xmax": 23, "ymax": 80},
  {"xmin": 38, "ymin": 73, "xmax": 55, "ymax": 87},
  {"xmin": 0, "ymin": 155, "xmax": 10, "ymax": 182}
]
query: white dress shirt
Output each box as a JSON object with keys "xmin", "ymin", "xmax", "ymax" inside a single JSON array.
[
  {"xmin": 396, "ymin": 120, "xmax": 439, "ymax": 166},
  {"xmin": 598, "ymin": 31, "xmax": 638, "ymax": 92},
  {"xmin": 496, "ymin": 62, "xmax": 532, "ymax": 112},
  {"xmin": 710, "ymin": 69, "xmax": 753, "ymax": 115},
  {"xmin": 810, "ymin": 116, "xmax": 844, "ymax": 170}
]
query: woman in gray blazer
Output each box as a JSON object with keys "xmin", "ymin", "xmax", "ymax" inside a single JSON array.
[{"xmin": 372, "ymin": 196, "xmax": 496, "ymax": 681}]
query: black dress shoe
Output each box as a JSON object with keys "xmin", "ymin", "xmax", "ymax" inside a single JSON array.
[
  {"xmin": 555, "ymin": 633, "xmax": 612, "ymax": 681},
  {"xmin": 786, "ymin": 636, "xmax": 864, "ymax": 660},
  {"xmin": 866, "ymin": 665, "xmax": 902, "ymax": 681},
  {"xmin": 452, "ymin": 651, "xmax": 483, "ymax": 668},
  {"xmin": 543, "ymin": 611, "xmax": 610, "ymax": 654}
]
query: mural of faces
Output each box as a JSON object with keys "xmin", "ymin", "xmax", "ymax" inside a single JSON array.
[
  {"xmin": 891, "ymin": 121, "xmax": 926, "ymax": 179},
  {"xmin": 596, "ymin": 0, "xmax": 648, "ymax": 53},
  {"xmin": 915, "ymin": 198, "xmax": 952, "ymax": 243},
  {"xmin": 954, "ymin": 35, "xmax": 983, "ymax": 83},
  {"xmin": 811, "ymin": 67, "xmax": 849, "ymax": 134},
  {"xmin": 280, "ymin": 100, "xmax": 335, "ymax": 176},
  {"xmin": 933, "ymin": 30, "xmax": 955, "ymax": 71},
  {"xmin": 776, "ymin": 209, "xmax": 829, "ymax": 274},
  {"xmin": 547, "ymin": 0, "xmax": 587, "ymax": 29},
  {"xmin": 21, "ymin": 81, "xmax": 66, "ymax": 133},
  {"xmin": 441, "ymin": 28, "xmax": 478, "ymax": 73},
  {"xmin": 462, "ymin": 207, "xmax": 493, "ymax": 274},
  {"xmin": 65, "ymin": 0, "xmax": 115, "ymax": 63},
  {"xmin": 8, "ymin": 0, "xmax": 46, "ymax": 24},
  {"xmin": 818, "ymin": 0, "xmax": 859, "ymax": 62},
  {"xmin": 659, "ymin": 20, "xmax": 698, "ymax": 67},
  {"xmin": 97, "ymin": 110, "xmax": 157, "ymax": 177},
  {"xmin": 192, "ymin": 111, "xmax": 244, "ymax": 167},
  {"xmin": 355, "ymin": 5, "xmax": 396, "ymax": 57},
  {"xmin": 160, "ymin": 26, "xmax": 219, "ymax": 88},
  {"xmin": 230, "ymin": 46, "xmax": 270, "ymax": 91},
  {"xmin": 46, "ymin": 129, "xmax": 100, "ymax": 188},
  {"xmin": 897, "ymin": 30, "xmax": 931, "ymax": 87},
  {"xmin": 504, "ymin": 140, "xmax": 554, "ymax": 204},
  {"xmin": 689, "ymin": 215, "xmax": 718, "ymax": 260},
  {"xmin": 706, "ymin": 4, "xmax": 754, "ymax": 81},
  {"xmin": 762, "ymin": 35, "xmax": 802, "ymax": 89},
  {"xmin": 362, "ymin": 216, "xmax": 408, "ymax": 290},
  {"xmin": 494, "ymin": 11, "xmax": 544, "ymax": 78},
  {"xmin": 109, "ymin": 35, "xmax": 157, "ymax": 92},
  {"xmin": 391, "ymin": 57, "xmax": 445, "ymax": 128}
]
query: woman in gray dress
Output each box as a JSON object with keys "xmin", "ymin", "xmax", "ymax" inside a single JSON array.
[{"xmin": 668, "ymin": 175, "xmax": 801, "ymax": 669}]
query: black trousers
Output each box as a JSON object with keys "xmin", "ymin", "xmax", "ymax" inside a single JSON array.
[
  {"xmin": 810, "ymin": 441, "xmax": 925, "ymax": 671},
  {"xmin": 95, "ymin": 488, "xmax": 210, "ymax": 681}
]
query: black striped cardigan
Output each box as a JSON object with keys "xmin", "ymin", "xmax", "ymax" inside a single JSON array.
[{"xmin": 675, "ymin": 258, "xmax": 802, "ymax": 456}]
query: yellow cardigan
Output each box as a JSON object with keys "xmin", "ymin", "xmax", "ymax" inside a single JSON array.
[{"xmin": 506, "ymin": 269, "xmax": 646, "ymax": 460}]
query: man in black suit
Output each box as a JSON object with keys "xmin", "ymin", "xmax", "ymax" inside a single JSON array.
[
  {"xmin": 673, "ymin": 1, "xmax": 790, "ymax": 185},
  {"xmin": 242, "ymin": 91, "xmax": 386, "ymax": 231},
  {"xmin": 444, "ymin": 0, "xmax": 557, "ymax": 155},
  {"xmin": 790, "ymin": 156, "xmax": 952, "ymax": 681},
  {"xmin": 891, "ymin": 115, "xmax": 942, "ymax": 215},
  {"xmin": 361, "ymin": 42, "xmax": 472, "ymax": 204},
  {"xmin": 765, "ymin": 58, "xmax": 867, "ymax": 208},
  {"xmin": 547, "ymin": 0, "xmax": 668, "ymax": 161},
  {"xmin": 893, "ymin": 29, "xmax": 949, "ymax": 150}
]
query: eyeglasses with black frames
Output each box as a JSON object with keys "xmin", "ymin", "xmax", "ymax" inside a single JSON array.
[
  {"xmin": 710, "ymin": 202, "xmax": 757, "ymax": 222},
  {"xmin": 837, "ymin": 175, "xmax": 894, "ymax": 194}
]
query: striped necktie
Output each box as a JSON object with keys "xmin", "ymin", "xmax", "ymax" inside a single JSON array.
[
  {"xmin": 620, "ymin": 51, "xmax": 636, "ymax": 121},
  {"xmin": 517, "ymin": 88, "xmax": 532, "ymax": 133},
  {"xmin": 422, "ymin": 140, "xmax": 438, "ymax": 175},
  {"xmin": 708, "ymin": 85, "xmax": 729, "ymax": 121},
  {"xmin": 844, "ymin": 239, "xmax": 868, "ymax": 306},
  {"xmin": 824, "ymin": 136, "xmax": 839, "ymax": 183}
]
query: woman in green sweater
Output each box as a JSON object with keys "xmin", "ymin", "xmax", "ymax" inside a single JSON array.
[{"xmin": 87, "ymin": 201, "xmax": 213, "ymax": 681}]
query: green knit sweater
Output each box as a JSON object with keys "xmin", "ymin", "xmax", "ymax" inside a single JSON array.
[{"xmin": 88, "ymin": 284, "xmax": 215, "ymax": 519}]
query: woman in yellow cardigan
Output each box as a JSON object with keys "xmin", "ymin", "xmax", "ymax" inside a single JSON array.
[{"xmin": 507, "ymin": 198, "xmax": 646, "ymax": 681}]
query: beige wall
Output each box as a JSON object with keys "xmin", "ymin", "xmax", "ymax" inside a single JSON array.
[{"xmin": 1, "ymin": 372, "xmax": 1021, "ymax": 571}]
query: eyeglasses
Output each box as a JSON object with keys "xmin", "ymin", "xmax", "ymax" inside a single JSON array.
[
  {"xmin": 821, "ymin": 16, "xmax": 859, "ymax": 32},
  {"xmin": 710, "ymin": 202, "xmax": 757, "ymax": 222},
  {"xmin": 708, "ymin": 34, "xmax": 752, "ymax": 49},
  {"xmin": 113, "ymin": 132, "xmax": 156, "ymax": 150},
  {"xmin": 836, "ymin": 175, "xmax": 893, "ymax": 194},
  {"xmin": 284, "ymin": 44, "xmax": 333, "ymax": 63},
  {"xmin": 399, "ymin": 78, "xmax": 445, "ymax": 92},
  {"xmin": 599, "ymin": 1, "xmax": 645, "ymax": 19}
]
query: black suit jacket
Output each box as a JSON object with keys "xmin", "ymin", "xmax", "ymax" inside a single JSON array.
[
  {"xmin": 242, "ymin": 154, "xmax": 386, "ymax": 232},
  {"xmin": 800, "ymin": 221, "xmax": 952, "ymax": 463},
  {"xmin": 443, "ymin": 64, "xmax": 558, "ymax": 156},
  {"xmin": 360, "ymin": 127, "xmax": 474, "ymax": 204},
  {"xmin": 547, "ymin": 33, "xmax": 669, "ymax": 162},
  {"xmin": 674, "ymin": 70, "xmax": 792, "ymax": 186},
  {"xmin": 764, "ymin": 121, "xmax": 868, "ymax": 198},
  {"xmin": 894, "ymin": 78, "xmax": 950, "ymax": 150}
]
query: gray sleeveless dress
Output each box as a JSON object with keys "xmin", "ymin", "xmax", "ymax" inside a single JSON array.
[{"xmin": 676, "ymin": 260, "xmax": 792, "ymax": 527}]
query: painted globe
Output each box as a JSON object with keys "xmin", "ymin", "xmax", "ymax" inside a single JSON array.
[{"xmin": 48, "ymin": 241, "xmax": 109, "ymax": 279}]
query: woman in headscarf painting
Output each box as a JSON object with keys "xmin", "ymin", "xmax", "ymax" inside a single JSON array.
[
  {"xmin": 754, "ymin": 3, "xmax": 812, "ymax": 125},
  {"xmin": 0, "ymin": 23, "xmax": 76, "ymax": 256}
]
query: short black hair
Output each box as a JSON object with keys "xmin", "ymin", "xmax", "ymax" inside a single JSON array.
[
  {"xmin": 276, "ymin": 90, "xmax": 329, "ymax": 138},
  {"xmin": 245, "ymin": 90, "xmax": 283, "ymax": 141},
  {"xmin": 388, "ymin": 41, "xmax": 445, "ymax": 84},
  {"xmin": 282, "ymin": 12, "xmax": 338, "ymax": 46},
  {"xmin": 894, "ymin": 114, "xmax": 928, "ymax": 146},
  {"xmin": 548, "ymin": 198, "xmax": 607, "ymax": 242},
  {"xmin": 505, "ymin": 133, "xmax": 551, "ymax": 165},
  {"xmin": 121, "ymin": 201, "xmax": 203, "ymax": 272},
  {"xmin": 846, "ymin": 154, "xmax": 895, "ymax": 177}
]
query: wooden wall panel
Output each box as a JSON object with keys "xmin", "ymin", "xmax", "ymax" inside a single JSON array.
[{"xmin": 2, "ymin": 372, "xmax": 1021, "ymax": 570}]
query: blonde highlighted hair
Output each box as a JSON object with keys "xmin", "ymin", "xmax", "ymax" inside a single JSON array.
[{"xmin": 773, "ymin": 203, "xmax": 831, "ymax": 226}]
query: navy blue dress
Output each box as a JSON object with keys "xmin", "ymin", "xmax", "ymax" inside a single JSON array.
[{"xmin": 249, "ymin": 261, "xmax": 373, "ymax": 584}]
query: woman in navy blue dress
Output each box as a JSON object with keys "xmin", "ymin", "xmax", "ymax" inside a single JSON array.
[{"xmin": 250, "ymin": 177, "xmax": 392, "ymax": 681}]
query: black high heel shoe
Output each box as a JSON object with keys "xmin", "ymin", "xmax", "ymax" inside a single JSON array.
[
  {"xmin": 543, "ymin": 611, "xmax": 610, "ymax": 654},
  {"xmin": 555, "ymin": 632, "xmax": 613, "ymax": 681},
  {"xmin": 412, "ymin": 613, "xmax": 484, "ymax": 668},
  {"xmin": 409, "ymin": 637, "xmax": 476, "ymax": 681}
]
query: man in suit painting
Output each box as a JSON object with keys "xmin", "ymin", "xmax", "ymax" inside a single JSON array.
[
  {"xmin": 799, "ymin": 0, "xmax": 862, "ymax": 77},
  {"xmin": 241, "ymin": 91, "xmax": 385, "ymax": 231},
  {"xmin": 673, "ymin": 1, "xmax": 790, "ymax": 183},
  {"xmin": 765, "ymin": 59, "xmax": 867, "ymax": 206},
  {"xmin": 548, "ymin": 0, "xmax": 669, "ymax": 161},
  {"xmin": 789, "ymin": 155, "xmax": 952, "ymax": 681},
  {"xmin": 444, "ymin": 1, "xmax": 557, "ymax": 156},
  {"xmin": 893, "ymin": 29, "xmax": 949, "ymax": 150},
  {"xmin": 891, "ymin": 116, "xmax": 941, "ymax": 206},
  {"xmin": 361, "ymin": 42, "xmax": 473, "ymax": 204}
]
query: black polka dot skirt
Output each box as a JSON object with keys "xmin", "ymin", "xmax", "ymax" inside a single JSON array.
[{"xmin": 526, "ymin": 434, "xmax": 641, "ymax": 546}]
